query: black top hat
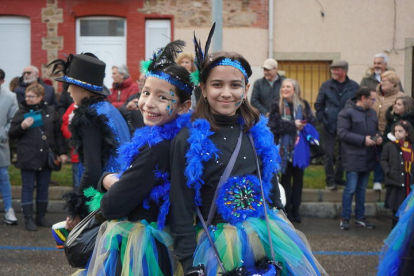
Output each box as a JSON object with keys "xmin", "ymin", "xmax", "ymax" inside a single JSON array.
[{"xmin": 50, "ymin": 54, "xmax": 109, "ymax": 96}]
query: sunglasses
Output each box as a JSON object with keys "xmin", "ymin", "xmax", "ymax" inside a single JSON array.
[{"xmin": 23, "ymin": 71, "xmax": 33, "ymax": 75}]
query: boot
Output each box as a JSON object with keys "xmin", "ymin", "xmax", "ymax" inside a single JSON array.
[
  {"xmin": 35, "ymin": 202, "xmax": 52, "ymax": 227},
  {"xmin": 292, "ymin": 206, "xmax": 302, "ymax": 223},
  {"xmin": 22, "ymin": 204, "xmax": 37, "ymax": 231}
]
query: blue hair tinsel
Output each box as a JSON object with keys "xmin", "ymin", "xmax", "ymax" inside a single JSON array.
[
  {"xmin": 210, "ymin": 58, "xmax": 249, "ymax": 83},
  {"xmin": 185, "ymin": 115, "xmax": 281, "ymax": 209}
]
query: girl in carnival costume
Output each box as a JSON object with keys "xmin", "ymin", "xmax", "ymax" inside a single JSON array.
[
  {"xmin": 377, "ymin": 121, "xmax": 414, "ymax": 276},
  {"xmin": 75, "ymin": 40, "xmax": 193, "ymax": 276},
  {"xmin": 169, "ymin": 24, "xmax": 326, "ymax": 276},
  {"xmin": 49, "ymin": 53, "xmax": 131, "ymax": 228}
]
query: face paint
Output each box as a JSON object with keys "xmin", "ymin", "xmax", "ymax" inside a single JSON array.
[
  {"xmin": 235, "ymin": 83, "xmax": 246, "ymax": 107},
  {"xmin": 165, "ymin": 89, "xmax": 177, "ymax": 116}
]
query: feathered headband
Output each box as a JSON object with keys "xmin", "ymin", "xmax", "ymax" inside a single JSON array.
[
  {"xmin": 190, "ymin": 23, "xmax": 249, "ymax": 85},
  {"xmin": 140, "ymin": 40, "xmax": 193, "ymax": 95}
]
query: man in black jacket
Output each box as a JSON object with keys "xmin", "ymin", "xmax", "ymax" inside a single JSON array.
[
  {"xmin": 315, "ymin": 61, "xmax": 359, "ymax": 190},
  {"xmin": 250, "ymin": 58, "xmax": 285, "ymax": 116},
  {"xmin": 337, "ymin": 87, "xmax": 382, "ymax": 230}
]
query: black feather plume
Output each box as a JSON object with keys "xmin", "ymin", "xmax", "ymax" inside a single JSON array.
[
  {"xmin": 151, "ymin": 40, "xmax": 186, "ymax": 71},
  {"xmin": 48, "ymin": 53, "xmax": 73, "ymax": 76}
]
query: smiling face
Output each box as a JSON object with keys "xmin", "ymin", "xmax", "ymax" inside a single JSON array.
[
  {"xmin": 393, "ymin": 99, "xmax": 405, "ymax": 115},
  {"xmin": 180, "ymin": 58, "xmax": 193, "ymax": 72},
  {"xmin": 281, "ymin": 80, "xmax": 295, "ymax": 102},
  {"xmin": 373, "ymin": 57, "xmax": 387, "ymax": 74},
  {"xmin": 201, "ymin": 66, "xmax": 249, "ymax": 116},
  {"xmin": 380, "ymin": 77, "xmax": 396, "ymax": 93},
  {"xmin": 394, "ymin": 125, "xmax": 408, "ymax": 141},
  {"xmin": 139, "ymin": 76, "xmax": 189, "ymax": 126}
]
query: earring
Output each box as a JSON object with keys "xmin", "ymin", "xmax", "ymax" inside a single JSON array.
[{"xmin": 203, "ymin": 96, "xmax": 208, "ymax": 103}]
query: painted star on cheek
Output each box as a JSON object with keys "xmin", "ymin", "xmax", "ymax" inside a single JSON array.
[{"xmin": 165, "ymin": 89, "xmax": 177, "ymax": 116}]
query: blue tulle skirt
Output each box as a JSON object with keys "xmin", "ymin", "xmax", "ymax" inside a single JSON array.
[{"xmin": 377, "ymin": 188, "xmax": 414, "ymax": 276}]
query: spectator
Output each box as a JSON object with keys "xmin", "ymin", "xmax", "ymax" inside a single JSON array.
[
  {"xmin": 337, "ymin": 87, "xmax": 381, "ymax": 230},
  {"xmin": 61, "ymin": 102, "xmax": 81, "ymax": 189},
  {"xmin": 0, "ymin": 69, "xmax": 19, "ymax": 225},
  {"xmin": 269, "ymin": 78, "xmax": 318, "ymax": 223},
  {"xmin": 251, "ymin": 58, "xmax": 285, "ymax": 116},
  {"xmin": 14, "ymin": 65, "xmax": 57, "ymax": 106},
  {"xmin": 383, "ymin": 96, "xmax": 414, "ymax": 143},
  {"xmin": 381, "ymin": 120, "xmax": 414, "ymax": 228},
  {"xmin": 9, "ymin": 83, "xmax": 67, "ymax": 231},
  {"xmin": 107, "ymin": 64, "xmax": 139, "ymax": 108},
  {"xmin": 9, "ymin": 76, "xmax": 19, "ymax": 92},
  {"xmin": 136, "ymin": 72, "xmax": 145, "ymax": 92},
  {"xmin": 56, "ymin": 83, "xmax": 73, "ymax": 117},
  {"xmin": 119, "ymin": 93, "xmax": 145, "ymax": 134},
  {"xmin": 176, "ymin": 52, "xmax": 196, "ymax": 72},
  {"xmin": 49, "ymin": 53, "xmax": 130, "ymax": 229},
  {"xmin": 372, "ymin": 71, "xmax": 405, "ymax": 190},
  {"xmin": 315, "ymin": 60, "xmax": 359, "ymax": 190},
  {"xmin": 360, "ymin": 53, "xmax": 403, "ymax": 92}
]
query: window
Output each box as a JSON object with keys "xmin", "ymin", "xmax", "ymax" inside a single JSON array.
[{"xmin": 145, "ymin": 20, "xmax": 171, "ymax": 60}]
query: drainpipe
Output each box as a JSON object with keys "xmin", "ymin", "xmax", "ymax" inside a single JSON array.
[
  {"xmin": 212, "ymin": 0, "xmax": 223, "ymax": 52},
  {"xmin": 268, "ymin": 0, "xmax": 274, "ymax": 58}
]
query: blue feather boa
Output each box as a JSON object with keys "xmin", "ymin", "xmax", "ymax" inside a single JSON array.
[
  {"xmin": 116, "ymin": 113, "xmax": 191, "ymax": 229},
  {"xmin": 185, "ymin": 115, "xmax": 281, "ymax": 209}
]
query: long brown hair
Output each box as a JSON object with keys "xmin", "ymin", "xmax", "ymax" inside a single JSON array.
[{"xmin": 193, "ymin": 51, "xmax": 259, "ymax": 132}]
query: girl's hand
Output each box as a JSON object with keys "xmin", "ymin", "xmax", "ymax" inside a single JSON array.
[
  {"xmin": 376, "ymin": 137, "xmax": 383, "ymax": 145},
  {"xmin": 21, "ymin": 117, "xmax": 34, "ymax": 130},
  {"xmin": 103, "ymin": 173, "xmax": 119, "ymax": 191},
  {"xmin": 295, "ymin": 120, "xmax": 304, "ymax": 131},
  {"xmin": 59, "ymin": 154, "xmax": 69, "ymax": 164}
]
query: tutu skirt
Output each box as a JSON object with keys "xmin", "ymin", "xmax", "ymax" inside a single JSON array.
[
  {"xmin": 377, "ymin": 189, "xmax": 414, "ymax": 276},
  {"xmin": 193, "ymin": 210, "xmax": 326, "ymax": 276},
  {"xmin": 75, "ymin": 220, "xmax": 173, "ymax": 276}
]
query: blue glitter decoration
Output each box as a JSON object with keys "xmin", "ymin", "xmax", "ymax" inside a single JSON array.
[
  {"xmin": 62, "ymin": 76, "xmax": 103, "ymax": 92},
  {"xmin": 146, "ymin": 71, "xmax": 193, "ymax": 95},
  {"xmin": 216, "ymin": 175, "xmax": 265, "ymax": 225},
  {"xmin": 210, "ymin": 58, "xmax": 249, "ymax": 83}
]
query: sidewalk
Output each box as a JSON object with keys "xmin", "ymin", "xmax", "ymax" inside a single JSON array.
[{"xmin": 0, "ymin": 186, "xmax": 392, "ymax": 218}]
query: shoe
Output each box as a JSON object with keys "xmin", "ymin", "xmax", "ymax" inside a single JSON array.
[
  {"xmin": 35, "ymin": 202, "xmax": 52, "ymax": 227},
  {"xmin": 355, "ymin": 218, "xmax": 376, "ymax": 229},
  {"xmin": 4, "ymin": 208, "xmax": 18, "ymax": 225},
  {"xmin": 25, "ymin": 217, "xmax": 38, "ymax": 231},
  {"xmin": 340, "ymin": 219, "xmax": 350, "ymax": 230},
  {"xmin": 327, "ymin": 183, "xmax": 337, "ymax": 191},
  {"xmin": 373, "ymin": 182, "xmax": 382, "ymax": 191}
]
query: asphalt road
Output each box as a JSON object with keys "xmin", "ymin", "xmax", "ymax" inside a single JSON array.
[{"xmin": 0, "ymin": 213, "xmax": 391, "ymax": 276}]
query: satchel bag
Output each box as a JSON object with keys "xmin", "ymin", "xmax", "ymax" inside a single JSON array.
[
  {"xmin": 39, "ymin": 128, "xmax": 62, "ymax": 171},
  {"xmin": 64, "ymin": 208, "xmax": 105, "ymax": 268}
]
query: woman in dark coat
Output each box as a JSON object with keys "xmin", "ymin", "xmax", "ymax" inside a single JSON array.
[
  {"xmin": 268, "ymin": 78, "xmax": 318, "ymax": 223},
  {"xmin": 383, "ymin": 95, "xmax": 414, "ymax": 143},
  {"xmin": 9, "ymin": 83, "xmax": 67, "ymax": 231}
]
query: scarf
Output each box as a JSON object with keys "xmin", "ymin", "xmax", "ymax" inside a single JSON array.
[
  {"xmin": 279, "ymin": 100, "xmax": 302, "ymax": 173},
  {"xmin": 397, "ymin": 140, "xmax": 414, "ymax": 196}
]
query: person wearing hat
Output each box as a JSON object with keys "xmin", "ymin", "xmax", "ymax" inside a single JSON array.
[
  {"xmin": 251, "ymin": 58, "xmax": 285, "ymax": 116},
  {"xmin": 314, "ymin": 60, "xmax": 359, "ymax": 190},
  {"xmin": 49, "ymin": 53, "xmax": 131, "ymax": 228}
]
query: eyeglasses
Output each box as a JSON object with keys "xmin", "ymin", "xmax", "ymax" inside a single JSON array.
[
  {"xmin": 25, "ymin": 95, "xmax": 38, "ymax": 99},
  {"xmin": 23, "ymin": 72, "xmax": 33, "ymax": 75}
]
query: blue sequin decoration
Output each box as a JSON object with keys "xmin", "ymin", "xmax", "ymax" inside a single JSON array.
[
  {"xmin": 146, "ymin": 71, "xmax": 193, "ymax": 95},
  {"xmin": 63, "ymin": 76, "xmax": 103, "ymax": 92},
  {"xmin": 216, "ymin": 175, "xmax": 265, "ymax": 225},
  {"xmin": 92, "ymin": 101, "xmax": 131, "ymax": 172},
  {"xmin": 210, "ymin": 58, "xmax": 249, "ymax": 82}
]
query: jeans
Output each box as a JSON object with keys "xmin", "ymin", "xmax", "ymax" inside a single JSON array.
[
  {"xmin": 0, "ymin": 166, "xmax": 12, "ymax": 211},
  {"xmin": 341, "ymin": 171, "xmax": 370, "ymax": 220},
  {"xmin": 21, "ymin": 169, "xmax": 51, "ymax": 206},
  {"xmin": 373, "ymin": 146, "xmax": 384, "ymax": 183},
  {"xmin": 72, "ymin": 162, "xmax": 80, "ymax": 189},
  {"xmin": 322, "ymin": 129, "xmax": 344, "ymax": 185}
]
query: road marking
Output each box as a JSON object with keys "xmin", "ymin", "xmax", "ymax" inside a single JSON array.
[
  {"xmin": 313, "ymin": 251, "xmax": 380, "ymax": 255},
  {"xmin": 0, "ymin": 246, "xmax": 381, "ymax": 256}
]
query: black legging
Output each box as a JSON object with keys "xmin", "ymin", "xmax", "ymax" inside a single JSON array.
[{"xmin": 281, "ymin": 162, "xmax": 304, "ymax": 217}]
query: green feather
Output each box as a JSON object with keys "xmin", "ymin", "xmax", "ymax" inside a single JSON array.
[
  {"xmin": 190, "ymin": 70, "xmax": 201, "ymax": 86},
  {"xmin": 140, "ymin": 60, "xmax": 153, "ymax": 75},
  {"xmin": 83, "ymin": 187, "xmax": 105, "ymax": 212}
]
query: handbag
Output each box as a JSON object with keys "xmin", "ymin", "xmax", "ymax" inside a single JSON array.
[
  {"xmin": 39, "ymin": 128, "xmax": 62, "ymax": 171},
  {"xmin": 64, "ymin": 208, "xmax": 105, "ymax": 268},
  {"xmin": 195, "ymin": 131, "xmax": 281, "ymax": 276}
]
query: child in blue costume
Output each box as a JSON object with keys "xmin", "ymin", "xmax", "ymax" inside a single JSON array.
[
  {"xmin": 169, "ymin": 26, "xmax": 326, "ymax": 276},
  {"xmin": 76, "ymin": 40, "xmax": 193, "ymax": 276},
  {"xmin": 49, "ymin": 53, "xmax": 131, "ymax": 227}
]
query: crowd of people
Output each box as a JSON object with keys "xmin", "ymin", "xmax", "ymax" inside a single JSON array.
[{"xmin": 0, "ymin": 25, "xmax": 413, "ymax": 275}]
